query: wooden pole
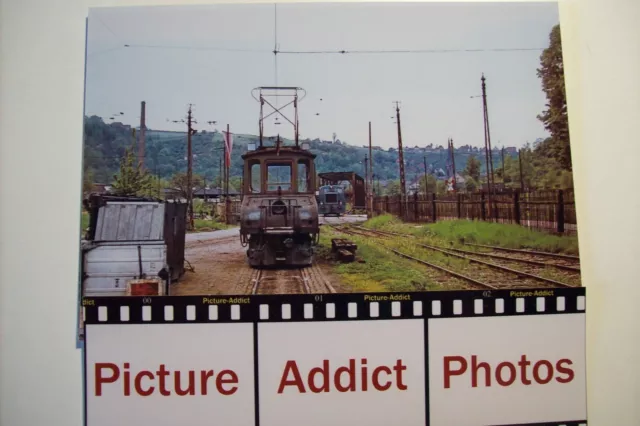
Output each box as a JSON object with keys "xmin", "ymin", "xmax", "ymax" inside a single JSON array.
[
  {"xmin": 187, "ymin": 105, "xmax": 194, "ymax": 230},
  {"xmin": 368, "ymin": 121, "xmax": 374, "ymax": 218},
  {"xmin": 225, "ymin": 124, "xmax": 231, "ymax": 224}
]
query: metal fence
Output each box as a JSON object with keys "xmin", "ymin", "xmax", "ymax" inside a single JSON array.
[{"xmin": 372, "ymin": 189, "xmax": 577, "ymax": 235}]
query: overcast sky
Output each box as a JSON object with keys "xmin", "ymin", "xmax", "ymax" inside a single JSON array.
[{"xmin": 84, "ymin": 1, "xmax": 560, "ymax": 149}]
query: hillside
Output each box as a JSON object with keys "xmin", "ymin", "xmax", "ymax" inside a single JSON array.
[{"xmin": 83, "ymin": 115, "xmax": 516, "ymax": 187}]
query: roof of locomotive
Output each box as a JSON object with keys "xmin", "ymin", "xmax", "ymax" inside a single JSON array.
[
  {"xmin": 241, "ymin": 144, "xmax": 316, "ymax": 160},
  {"xmin": 318, "ymin": 185, "xmax": 345, "ymax": 192}
]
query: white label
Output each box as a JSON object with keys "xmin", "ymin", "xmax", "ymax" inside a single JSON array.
[
  {"xmin": 258, "ymin": 319, "xmax": 426, "ymax": 426},
  {"xmin": 428, "ymin": 313, "xmax": 586, "ymax": 426},
  {"xmin": 85, "ymin": 323, "xmax": 255, "ymax": 426}
]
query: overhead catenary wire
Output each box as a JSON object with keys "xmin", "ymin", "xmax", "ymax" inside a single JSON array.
[
  {"xmin": 121, "ymin": 44, "xmax": 266, "ymax": 53},
  {"xmin": 276, "ymin": 47, "xmax": 545, "ymax": 54},
  {"xmin": 114, "ymin": 44, "xmax": 545, "ymax": 55},
  {"xmin": 91, "ymin": 11, "xmax": 546, "ymax": 57}
]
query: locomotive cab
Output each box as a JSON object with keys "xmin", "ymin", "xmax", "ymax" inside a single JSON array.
[{"xmin": 240, "ymin": 142, "xmax": 319, "ymax": 267}]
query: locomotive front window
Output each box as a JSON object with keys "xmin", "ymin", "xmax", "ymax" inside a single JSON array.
[
  {"xmin": 250, "ymin": 162, "xmax": 261, "ymax": 193},
  {"xmin": 297, "ymin": 160, "xmax": 309, "ymax": 192},
  {"xmin": 267, "ymin": 162, "xmax": 292, "ymax": 192}
]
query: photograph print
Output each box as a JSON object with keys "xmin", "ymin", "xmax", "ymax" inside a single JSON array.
[{"xmin": 79, "ymin": 1, "xmax": 581, "ymax": 304}]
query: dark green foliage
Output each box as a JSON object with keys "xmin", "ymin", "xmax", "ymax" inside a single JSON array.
[
  {"xmin": 464, "ymin": 155, "xmax": 482, "ymax": 182},
  {"xmin": 536, "ymin": 24, "xmax": 571, "ymax": 171},
  {"xmin": 110, "ymin": 145, "xmax": 156, "ymax": 197}
]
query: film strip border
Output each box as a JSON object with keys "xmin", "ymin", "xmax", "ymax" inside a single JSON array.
[{"xmin": 82, "ymin": 287, "xmax": 585, "ymax": 324}]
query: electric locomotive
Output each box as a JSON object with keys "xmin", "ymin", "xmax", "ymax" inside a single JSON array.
[{"xmin": 239, "ymin": 87, "xmax": 320, "ymax": 267}]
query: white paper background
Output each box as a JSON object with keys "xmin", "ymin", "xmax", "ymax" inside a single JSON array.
[
  {"xmin": 2, "ymin": 1, "xmax": 640, "ymax": 426},
  {"xmin": 258, "ymin": 319, "xmax": 426, "ymax": 426},
  {"xmin": 85, "ymin": 323, "xmax": 255, "ymax": 426},
  {"xmin": 428, "ymin": 313, "xmax": 587, "ymax": 425}
]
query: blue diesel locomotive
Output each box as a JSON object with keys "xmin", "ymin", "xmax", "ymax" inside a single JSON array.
[{"xmin": 317, "ymin": 185, "xmax": 346, "ymax": 217}]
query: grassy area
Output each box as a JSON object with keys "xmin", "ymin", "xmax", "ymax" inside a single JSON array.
[
  {"xmin": 317, "ymin": 226, "xmax": 440, "ymax": 292},
  {"xmin": 317, "ymin": 215, "xmax": 581, "ymax": 292},
  {"xmin": 362, "ymin": 215, "xmax": 579, "ymax": 256}
]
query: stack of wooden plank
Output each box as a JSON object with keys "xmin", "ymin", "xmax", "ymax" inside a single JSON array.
[{"xmin": 331, "ymin": 238, "xmax": 358, "ymax": 262}]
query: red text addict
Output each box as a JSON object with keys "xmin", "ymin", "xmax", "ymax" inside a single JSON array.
[
  {"xmin": 443, "ymin": 355, "xmax": 575, "ymax": 389},
  {"xmin": 94, "ymin": 363, "xmax": 239, "ymax": 397},
  {"xmin": 277, "ymin": 359, "xmax": 408, "ymax": 394}
]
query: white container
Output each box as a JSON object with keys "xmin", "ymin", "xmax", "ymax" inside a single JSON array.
[{"xmin": 82, "ymin": 241, "xmax": 168, "ymax": 297}]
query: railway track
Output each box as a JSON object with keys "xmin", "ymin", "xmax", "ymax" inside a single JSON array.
[
  {"xmin": 328, "ymin": 224, "xmax": 386, "ymax": 240},
  {"xmin": 390, "ymin": 249, "xmax": 497, "ymax": 290},
  {"xmin": 432, "ymin": 245, "xmax": 580, "ymax": 273},
  {"xmin": 328, "ymin": 224, "xmax": 580, "ymax": 290},
  {"xmin": 415, "ymin": 243, "xmax": 575, "ymax": 288},
  {"xmin": 328, "ymin": 225, "xmax": 492, "ymax": 290},
  {"xmin": 349, "ymin": 225, "xmax": 580, "ymax": 273},
  {"xmin": 463, "ymin": 242, "xmax": 580, "ymax": 261},
  {"xmin": 246, "ymin": 264, "xmax": 337, "ymax": 295},
  {"xmin": 460, "ymin": 243, "xmax": 581, "ymax": 272},
  {"xmin": 251, "ymin": 268, "xmax": 309, "ymax": 295}
]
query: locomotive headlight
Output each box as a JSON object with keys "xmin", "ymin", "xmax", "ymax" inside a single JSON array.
[
  {"xmin": 298, "ymin": 209, "xmax": 312, "ymax": 220},
  {"xmin": 247, "ymin": 211, "xmax": 261, "ymax": 221}
]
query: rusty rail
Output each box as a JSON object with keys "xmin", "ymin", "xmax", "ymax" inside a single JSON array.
[{"xmin": 416, "ymin": 243, "xmax": 576, "ymax": 288}]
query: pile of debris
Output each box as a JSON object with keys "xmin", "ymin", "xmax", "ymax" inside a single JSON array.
[{"xmin": 331, "ymin": 238, "xmax": 358, "ymax": 263}]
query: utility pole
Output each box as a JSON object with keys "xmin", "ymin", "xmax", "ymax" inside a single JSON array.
[
  {"xmin": 501, "ymin": 146, "xmax": 505, "ymax": 185},
  {"xmin": 219, "ymin": 155, "xmax": 223, "ymax": 198},
  {"xmin": 222, "ymin": 129, "xmax": 227, "ymax": 223},
  {"xmin": 394, "ymin": 102, "xmax": 407, "ymax": 218},
  {"xmin": 481, "ymin": 74, "xmax": 496, "ymax": 217},
  {"xmin": 518, "ymin": 148, "xmax": 525, "ymax": 190},
  {"xmin": 364, "ymin": 154, "xmax": 369, "ymax": 213},
  {"xmin": 449, "ymin": 138, "xmax": 457, "ymax": 192},
  {"xmin": 138, "ymin": 101, "xmax": 146, "ymax": 169},
  {"xmin": 186, "ymin": 105, "xmax": 196, "ymax": 231},
  {"xmin": 225, "ymin": 124, "xmax": 231, "ymax": 225},
  {"xmin": 368, "ymin": 121, "xmax": 373, "ymax": 218},
  {"xmin": 423, "ymin": 155, "xmax": 428, "ymax": 194}
]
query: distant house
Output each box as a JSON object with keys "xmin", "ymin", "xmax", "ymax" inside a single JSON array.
[
  {"xmin": 193, "ymin": 187, "xmax": 241, "ymax": 200},
  {"xmin": 162, "ymin": 188, "xmax": 182, "ymax": 200},
  {"xmin": 407, "ymin": 182, "xmax": 421, "ymax": 195},
  {"xmin": 505, "ymin": 147, "xmax": 518, "ymax": 154}
]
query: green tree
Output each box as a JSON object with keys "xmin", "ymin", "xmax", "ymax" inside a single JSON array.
[
  {"xmin": 537, "ymin": 24, "xmax": 571, "ymax": 170},
  {"xmin": 464, "ymin": 176, "xmax": 479, "ymax": 192},
  {"xmin": 170, "ymin": 172, "xmax": 205, "ymax": 200},
  {"xmin": 110, "ymin": 146, "xmax": 155, "ymax": 197},
  {"xmin": 436, "ymin": 180, "xmax": 448, "ymax": 195},
  {"xmin": 464, "ymin": 155, "xmax": 482, "ymax": 182},
  {"xmin": 419, "ymin": 174, "xmax": 438, "ymax": 194},
  {"xmin": 384, "ymin": 180, "xmax": 401, "ymax": 196}
]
